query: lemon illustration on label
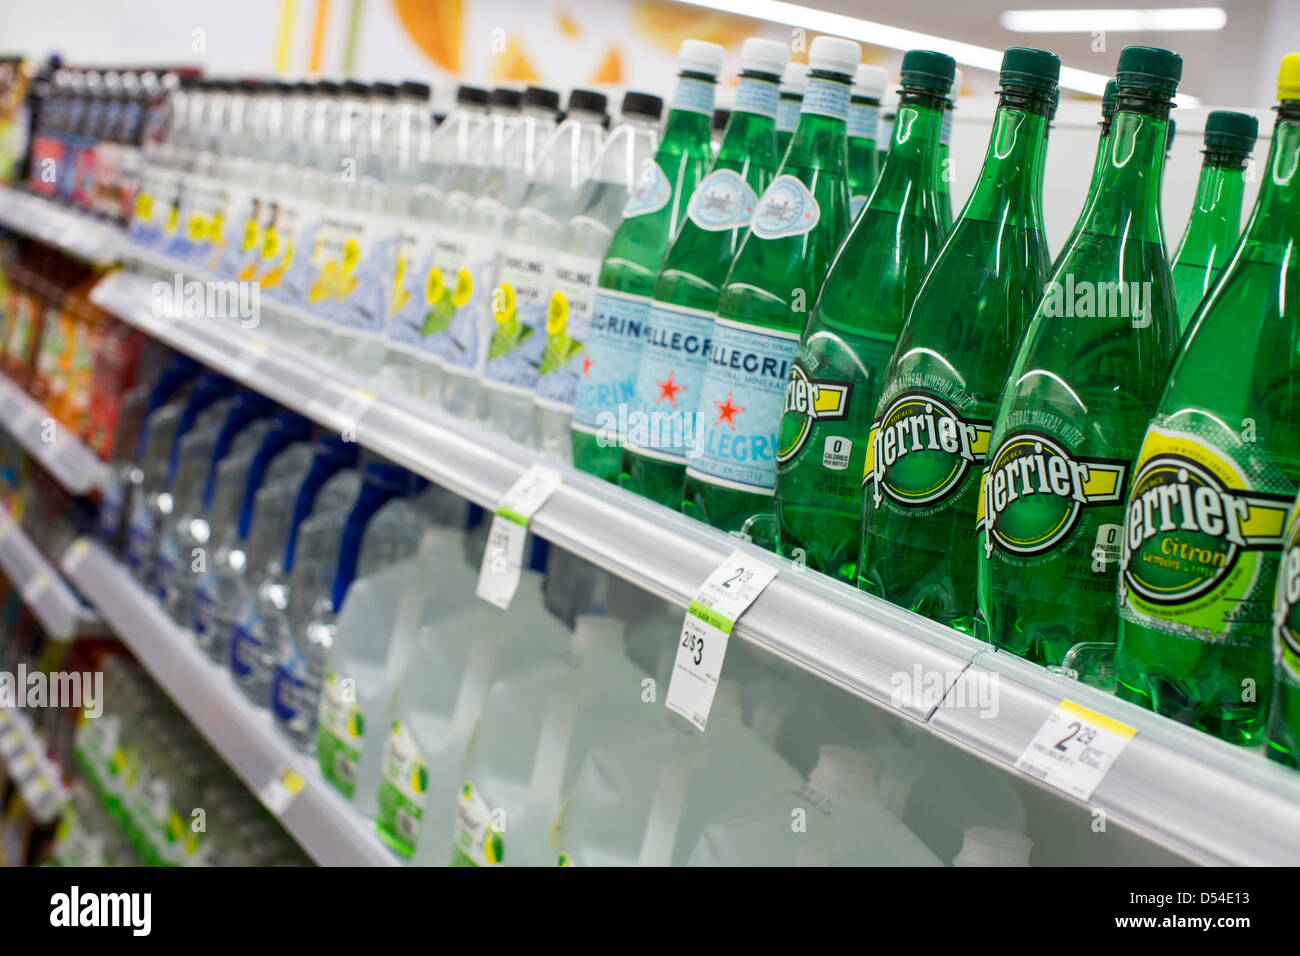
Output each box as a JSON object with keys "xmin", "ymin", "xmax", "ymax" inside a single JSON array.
[
  {"xmin": 261, "ymin": 227, "xmax": 279, "ymax": 261},
  {"xmin": 410, "ymin": 763, "xmax": 428, "ymax": 795},
  {"xmin": 134, "ymin": 192, "xmax": 152, "ymax": 222},
  {"xmin": 342, "ymin": 236, "xmax": 360, "ymax": 273},
  {"xmin": 165, "ymin": 205, "xmax": 179, "ymax": 235},
  {"xmin": 484, "ymin": 830, "xmax": 504, "ymax": 865},
  {"xmin": 347, "ymin": 709, "xmax": 364, "ymax": 739},
  {"xmin": 187, "ymin": 214, "xmax": 207, "ymax": 242},
  {"xmin": 493, "ymin": 282, "xmax": 517, "ymax": 328},
  {"xmin": 208, "ymin": 211, "xmax": 224, "ymax": 243},
  {"xmin": 451, "ymin": 268, "xmax": 473, "ymax": 308},
  {"xmin": 241, "ymin": 219, "xmax": 259, "ymax": 251},
  {"xmin": 547, "ymin": 290, "xmax": 568, "ymax": 337},
  {"xmin": 426, "ymin": 266, "xmax": 445, "ymax": 305}
]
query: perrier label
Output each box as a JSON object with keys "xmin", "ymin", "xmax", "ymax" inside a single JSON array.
[
  {"xmin": 1119, "ymin": 424, "xmax": 1292, "ymax": 643},
  {"xmin": 864, "ymin": 391, "xmax": 991, "ymax": 513},
  {"xmin": 976, "ymin": 429, "xmax": 1127, "ymax": 560}
]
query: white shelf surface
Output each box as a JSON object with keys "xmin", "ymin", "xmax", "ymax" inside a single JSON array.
[
  {"xmin": 0, "ymin": 706, "xmax": 66, "ymax": 824},
  {"xmin": 0, "ymin": 374, "xmax": 110, "ymax": 496},
  {"xmin": 0, "ymin": 187, "xmax": 122, "ymax": 266},
  {"xmin": 60, "ymin": 537, "xmax": 402, "ymax": 867},
  {"xmin": 0, "ymin": 508, "xmax": 100, "ymax": 641},
  {"xmin": 88, "ymin": 260, "xmax": 1300, "ymax": 865}
]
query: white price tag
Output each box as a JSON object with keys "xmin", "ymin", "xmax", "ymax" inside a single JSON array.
[
  {"xmin": 258, "ymin": 766, "xmax": 305, "ymax": 816},
  {"xmin": 21, "ymin": 569, "xmax": 52, "ymax": 605},
  {"xmin": 476, "ymin": 465, "xmax": 564, "ymax": 609},
  {"xmin": 665, "ymin": 550, "xmax": 779, "ymax": 732},
  {"xmin": 1015, "ymin": 699, "xmax": 1136, "ymax": 801}
]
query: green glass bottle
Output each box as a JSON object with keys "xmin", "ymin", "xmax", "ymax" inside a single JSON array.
[
  {"xmin": 1119, "ymin": 57, "xmax": 1300, "ymax": 746},
  {"xmin": 1169, "ymin": 111, "xmax": 1257, "ymax": 332},
  {"xmin": 570, "ymin": 40, "xmax": 724, "ymax": 480},
  {"xmin": 682, "ymin": 36, "xmax": 860, "ymax": 540},
  {"xmin": 975, "ymin": 46, "xmax": 1182, "ymax": 677},
  {"xmin": 622, "ymin": 39, "xmax": 789, "ymax": 508},
  {"xmin": 876, "ymin": 88, "xmax": 897, "ymax": 174},
  {"xmin": 776, "ymin": 63, "xmax": 808, "ymax": 159},
  {"xmin": 848, "ymin": 65, "xmax": 888, "ymax": 220},
  {"xmin": 937, "ymin": 67, "xmax": 961, "ymax": 234},
  {"xmin": 772, "ymin": 48, "xmax": 954, "ymax": 581},
  {"xmin": 1054, "ymin": 80, "xmax": 1118, "ymax": 264},
  {"xmin": 858, "ymin": 47, "xmax": 1058, "ymax": 626},
  {"xmin": 1270, "ymin": 482, "xmax": 1300, "ymax": 764}
]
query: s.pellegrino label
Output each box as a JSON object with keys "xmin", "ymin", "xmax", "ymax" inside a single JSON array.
[
  {"xmin": 1118, "ymin": 423, "xmax": 1293, "ymax": 647},
  {"xmin": 627, "ymin": 301, "xmax": 715, "ymax": 463},
  {"xmin": 687, "ymin": 169, "xmax": 758, "ymax": 232},
  {"xmin": 686, "ymin": 318, "xmax": 799, "ymax": 493},
  {"xmin": 570, "ymin": 289, "xmax": 652, "ymax": 438},
  {"xmin": 750, "ymin": 175, "xmax": 820, "ymax": 240}
]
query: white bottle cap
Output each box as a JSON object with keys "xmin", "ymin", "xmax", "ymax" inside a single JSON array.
[
  {"xmin": 854, "ymin": 65, "xmax": 890, "ymax": 99},
  {"xmin": 808, "ymin": 745, "xmax": 878, "ymax": 802},
  {"xmin": 780, "ymin": 62, "xmax": 810, "ymax": 95},
  {"xmin": 880, "ymin": 87, "xmax": 900, "ymax": 114},
  {"xmin": 678, "ymin": 39, "xmax": 726, "ymax": 78},
  {"xmin": 952, "ymin": 827, "xmax": 1033, "ymax": 867},
  {"xmin": 951, "ymin": 67, "xmax": 964, "ymax": 102},
  {"xmin": 740, "ymin": 37, "xmax": 791, "ymax": 78},
  {"xmin": 571, "ymin": 614, "xmax": 627, "ymax": 654},
  {"xmin": 808, "ymin": 36, "xmax": 862, "ymax": 79}
]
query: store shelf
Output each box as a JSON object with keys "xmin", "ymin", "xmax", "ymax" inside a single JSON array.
[
  {"xmin": 88, "ymin": 262, "xmax": 1300, "ymax": 865},
  {"xmin": 0, "ymin": 707, "xmax": 66, "ymax": 824},
  {"xmin": 0, "ymin": 509, "xmax": 100, "ymax": 642},
  {"xmin": 0, "ymin": 375, "xmax": 110, "ymax": 496},
  {"xmin": 0, "ymin": 187, "xmax": 122, "ymax": 267},
  {"xmin": 59, "ymin": 537, "xmax": 402, "ymax": 867}
]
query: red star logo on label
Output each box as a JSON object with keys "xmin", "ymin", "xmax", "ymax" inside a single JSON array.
[
  {"xmin": 656, "ymin": 372, "xmax": 685, "ymax": 408},
  {"xmin": 714, "ymin": 391, "xmax": 745, "ymax": 430},
  {"xmin": 582, "ymin": 354, "xmax": 593, "ymax": 377}
]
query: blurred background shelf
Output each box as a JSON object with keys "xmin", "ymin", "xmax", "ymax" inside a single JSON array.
[
  {"xmin": 59, "ymin": 537, "xmax": 402, "ymax": 867},
  {"xmin": 0, "ymin": 373, "xmax": 109, "ymax": 496},
  {"xmin": 0, "ymin": 187, "xmax": 121, "ymax": 268},
  {"xmin": 0, "ymin": 507, "xmax": 100, "ymax": 641}
]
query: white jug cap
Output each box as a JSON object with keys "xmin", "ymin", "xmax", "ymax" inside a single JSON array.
[
  {"xmin": 808, "ymin": 36, "xmax": 862, "ymax": 79},
  {"xmin": 679, "ymin": 40, "xmax": 726, "ymax": 78},
  {"xmin": 854, "ymin": 65, "xmax": 890, "ymax": 99},
  {"xmin": 780, "ymin": 62, "xmax": 810, "ymax": 95},
  {"xmin": 741, "ymin": 38, "xmax": 790, "ymax": 78},
  {"xmin": 953, "ymin": 827, "xmax": 1033, "ymax": 867}
]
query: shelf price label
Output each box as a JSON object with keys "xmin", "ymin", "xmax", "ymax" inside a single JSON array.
[
  {"xmin": 476, "ymin": 465, "xmax": 563, "ymax": 610},
  {"xmin": 665, "ymin": 550, "xmax": 779, "ymax": 732},
  {"xmin": 259, "ymin": 766, "xmax": 305, "ymax": 816},
  {"xmin": 1014, "ymin": 699, "xmax": 1136, "ymax": 801}
]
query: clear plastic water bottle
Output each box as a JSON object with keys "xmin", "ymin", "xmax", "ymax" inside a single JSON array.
[{"xmin": 532, "ymin": 91, "xmax": 662, "ymax": 458}]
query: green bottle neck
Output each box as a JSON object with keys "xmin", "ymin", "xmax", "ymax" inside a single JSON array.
[
  {"xmin": 866, "ymin": 88, "xmax": 945, "ymax": 214},
  {"xmin": 1239, "ymin": 107, "xmax": 1300, "ymax": 257},
  {"xmin": 959, "ymin": 95, "xmax": 1050, "ymax": 227},
  {"xmin": 1077, "ymin": 102, "xmax": 1172, "ymax": 243},
  {"xmin": 782, "ymin": 73, "xmax": 850, "ymax": 176},
  {"xmin": 660, "ymin": 72, "xmax": 716, "ymax": 153},
  {"xmin": 715, "ymin": 76, "xmax": 778, "ymax": 165},
  {"xmin": 1174, "ymin": 151, "xmax": 1248, "ymax": 263}
]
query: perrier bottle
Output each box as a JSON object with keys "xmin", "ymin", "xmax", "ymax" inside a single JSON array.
[
  {"xmin": 1168, "ymin": 110, "xmax": 1258, "ymax": 333},
  {"xmin": 682, "ymin": 36, "xmax": 860, "ymax": 540},
  {"xmin": 975, "ymin": 46, "xmax": 1182, "ymax": 675},
  {"xmin": 858, "ymin": 47, "xmax": 1059, "ymax": 626},
  {"xmin": 623, "ymin": 38, "xmax": 789, "ymax": 508},
  {"xmin": 772, "ymin": 49, "xmax": 953, "ymax": 581},
  {"xmin": 1119, "ymin": 55, "xmax": 1300, "ymax": 746}
]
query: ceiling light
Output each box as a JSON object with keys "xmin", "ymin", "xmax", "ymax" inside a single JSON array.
[{"xmin": 1002, "ymin": 8, "xmax": 1228, "ymax": 33}]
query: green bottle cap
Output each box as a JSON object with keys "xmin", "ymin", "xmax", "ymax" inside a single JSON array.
[
  {"xmin": 1114, "ymin": 45, "xmax": 1182, "ymax": 96},
  {"xmin": 900, "ymin": 49, "xmax": 956, "ymax": 94},
  {"xmin": 999, "ymin": 46, "xmax": 1060, "ymax": 93},
  {"xmin": 1101, "ymin": 79, "xmax": 1118, "ymax": 118},
  {"xmin": 1203, "ymin": 110, "xmax": 1258, "ymax": 152}
]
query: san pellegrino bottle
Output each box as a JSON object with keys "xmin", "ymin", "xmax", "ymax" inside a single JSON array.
[
  {"xmin": 937, "ymin": 67, "xmax": 961, "ymax": 233},
  {"xmin": 776, "ymin": 63, "xmax": 809, "ymax": 158},
  {"xmin": 1168, "ymin": 110, "xmax": 1258, "ymax": 332},
  {"xmin": 622, "ymin": 37, "xmax": 789, "ymax": 507},
  {"xmin": 773, "ymin": 48, "xmax": 952, "ymax": 579},
  {"xmin": 683, "ymin": 36, "xmax": 860, "ymax": 538},
  {"xmin": 976, "ymin": 46, "xmax": 1182, "ymax": 675},
  {"xmin": 571, "ymin": 40, "xmax": 725, "ymax": 480},
  {"xmin": 1119, "ymin": 56, "xmax": 1300, "ymax": 745},
  {"xmin": 532, "ymin": 92, "xmax": 653, "ymax": 458},
  {"xmin": 848, "ymin": 65, "xmax": 888, "ymax": 220},
  {"xmin": 858, "ymin": 47, "xmax": 1059, "ymax": 624}
]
